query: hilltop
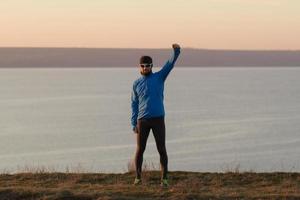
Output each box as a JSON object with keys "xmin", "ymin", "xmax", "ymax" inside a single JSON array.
[{"xmin": 0, "ymin": 171, "xmax": 299, "ymax": 200}]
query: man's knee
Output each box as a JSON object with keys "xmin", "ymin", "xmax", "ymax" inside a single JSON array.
[
  {"xmin": 157, "ymin": 146, "xmax": 167, "ymax": 155},
  {"xmin": 136, "ymin": 146, "xmax": 146, "ymax": 154}
]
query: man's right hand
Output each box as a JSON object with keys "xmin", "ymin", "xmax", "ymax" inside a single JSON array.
[
  {"xmin": 133, "ymin": 127, "xmax": 138, "ymax": 134},
  {"xmin": 172, "ymin": 43, "xmax": 181, "ymax": 51}
]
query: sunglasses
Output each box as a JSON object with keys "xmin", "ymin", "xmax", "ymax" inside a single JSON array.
[{"xmin": 140, "ymin": 63, "xmax": 153, "ymax": 68}]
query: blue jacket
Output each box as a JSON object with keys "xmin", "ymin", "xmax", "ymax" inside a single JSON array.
[{"xmin": 131, "ymin": 48, "xmax": 181, "ymax": 130}]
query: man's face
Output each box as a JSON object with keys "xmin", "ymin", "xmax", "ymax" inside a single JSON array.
[{"xmin": 140, "ymin": 63, "xmax": 153, "ymax": 76}]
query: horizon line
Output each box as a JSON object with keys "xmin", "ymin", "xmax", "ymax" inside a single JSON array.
[{"xmin": 0, "ymin": 46, "xmax": 300, "ymax": 51}]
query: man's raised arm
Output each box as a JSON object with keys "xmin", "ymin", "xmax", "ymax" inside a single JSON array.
[{"xmin": 157, "ymin": 43, "xmax": 181, "ymax": 81}]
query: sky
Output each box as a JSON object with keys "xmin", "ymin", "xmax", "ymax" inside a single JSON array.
[{"xmin": 1, "ymin": 0, "xmax": 300, "ymax": 49}]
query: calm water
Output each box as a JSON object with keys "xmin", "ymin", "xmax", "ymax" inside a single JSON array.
[{"xmin": 0, "ymin": 67, "xmax": 300, "ymax": 173}]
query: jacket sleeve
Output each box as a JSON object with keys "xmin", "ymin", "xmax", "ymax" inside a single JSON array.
[
  {"xmin": 131, "ymin": 83, "xmax": 139, "ymax": 130},
  {"xmin": 157, "ymin": 48, "xmax": 181, "ymax": 81}
]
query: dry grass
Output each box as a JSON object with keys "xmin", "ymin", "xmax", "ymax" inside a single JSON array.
[{"xmin": 0, "ymin": 171, "xmax": 299, "ymax": 200}]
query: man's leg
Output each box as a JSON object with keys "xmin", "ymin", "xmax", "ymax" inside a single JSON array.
[
  {"xmin": 152, "ymin": 117, "xmax": 168, "ymax": 180},
  {"xmin": 135, "ymin": 119, "xmax": 150, "ymax": 179}
]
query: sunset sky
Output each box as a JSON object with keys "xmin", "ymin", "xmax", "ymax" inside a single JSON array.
[{"xmin": 1, "ymin": 0, "xmax": 299, "ymax": 49}]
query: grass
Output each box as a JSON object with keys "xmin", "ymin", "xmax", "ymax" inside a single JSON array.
[{"xmin": 0, "ymin": 170, "xmax": 299, "ymax": 200}]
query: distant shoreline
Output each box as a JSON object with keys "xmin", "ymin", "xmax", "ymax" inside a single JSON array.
[
  {"xmin": 1, "ymin": 66, "xmax": 300, "ymax": 69},
  {"xmin": 1, "ymin": 47, "xmax": 300, "ymax": 68}
]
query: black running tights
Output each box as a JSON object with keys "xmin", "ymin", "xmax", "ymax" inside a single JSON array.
[{"xmin": 135, "ymin": 117, "xmax": 168, "ymax": 179}]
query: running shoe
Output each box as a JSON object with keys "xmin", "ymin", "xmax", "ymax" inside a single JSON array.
[
  {"xmin": 133, "ymin": 178, "xmax": 142, "ymax": 185},
  {"xmin": 160, "ymin": 178, "xmax": 169, "ymax": 187}
]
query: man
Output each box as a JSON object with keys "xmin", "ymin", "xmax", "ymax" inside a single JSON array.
[{"xmin": 131, "ymin": 44, "xmax": 181, "ymax": 186}]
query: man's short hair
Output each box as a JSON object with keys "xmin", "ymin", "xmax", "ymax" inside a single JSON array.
[{"xmin": 140, "ymin": 56, "xmax": 152, "ymax": 64}]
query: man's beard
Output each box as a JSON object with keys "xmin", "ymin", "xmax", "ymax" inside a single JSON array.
[{"xmin": 140, "ymin": 70, "xmax": 152, "ymax": 76}]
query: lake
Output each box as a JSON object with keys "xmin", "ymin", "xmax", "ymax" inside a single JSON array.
[{"xmin": 0, "ymin": 67, "xmax": 299, "ymax": 173}]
